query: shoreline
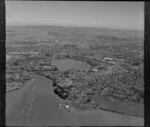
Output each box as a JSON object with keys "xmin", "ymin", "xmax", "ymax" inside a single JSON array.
[
  {"xmin": 6, "ymin": 73, "xmax": 144, "ymax": 118},
  {"xmin": 6, "ymin": 79, "xmax": 36, "ymax": 93},
  {"xmin": 6, "ymin": 74, "xmax": 144, "ymax": 126},
  {"xmin": 62, "ymin": 100, "xmax": 144, "ymax": 118}
]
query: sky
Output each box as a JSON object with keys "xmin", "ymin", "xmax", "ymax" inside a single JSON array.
[{"xmin": 6, "ymin": 1, "xmax": 144, "ymax": 31}]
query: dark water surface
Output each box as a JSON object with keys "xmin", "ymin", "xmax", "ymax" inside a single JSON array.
[{"xmin": 6, "ymin": 74, "xmax": 144, "ymax": 126}]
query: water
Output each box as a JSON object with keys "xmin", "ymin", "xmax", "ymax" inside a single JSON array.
[
  {"xmin": 94, "ymin": 96, "xmax": 144, "ymax": 117},
  {"xmin": 6, "ymin": 74, "xmax": 144, "ymax": 126},
  {"xmin": 6, "ymin": 75, "xmax": 76, "ymax": 126},
  {"xmin": 51, "ymin": 59, "xmax": 91, "ymax": 71}
]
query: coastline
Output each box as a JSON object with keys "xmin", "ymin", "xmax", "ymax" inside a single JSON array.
[
  {"xmin": 6, "ymin": 79, "xmax": 36, "ymax": 93},
  {"xmin": 6, "ymin": 74, "xmax": 144, "ymax": 126},
  {"xmin": 6, "ymin": 72, "xmax": 144, "ymax": 118},
  {"xmin": 63, "ymin": 100, "xmax": 144, "ymax": 118}
]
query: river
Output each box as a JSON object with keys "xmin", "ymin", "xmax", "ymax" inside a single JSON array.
[{"xmin": 6, "ymin": 74, "xmax": 144, "ymax": 126}]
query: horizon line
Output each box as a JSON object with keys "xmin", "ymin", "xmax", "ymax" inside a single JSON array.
[{"xmin": 6, "ymin": 24, "xmax": 144, "ymax": 32}]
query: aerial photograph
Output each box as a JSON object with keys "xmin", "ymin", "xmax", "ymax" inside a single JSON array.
[{"xmin": 6, "ymin": 1, "xmax": 144, "ymax": 126}]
